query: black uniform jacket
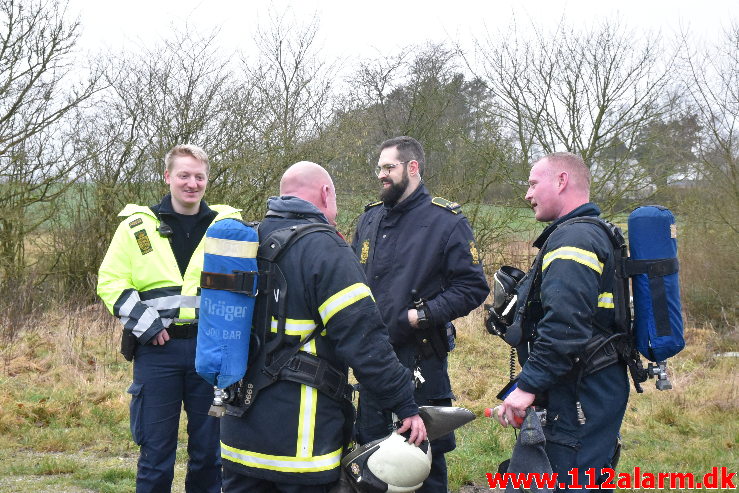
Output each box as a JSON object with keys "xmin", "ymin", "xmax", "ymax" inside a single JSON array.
[
  {"xmin": 221, "ymin": 196, "xmax": 417, "ymax": 485},
  {"xmin": 515, "ymin": 202, "xmax": 629, "ymax": 452},
  {"xmin": 352, "ymin": 184, "xmax": 489, "ymax": 399},
  {"xmin": 516, "ymin": 202, "xmax": 620, "ymax": 394}
]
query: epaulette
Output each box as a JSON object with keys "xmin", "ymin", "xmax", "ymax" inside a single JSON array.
[
  {"xmin": 431, "ymin": 197, "xmax": 461, "ymax": 214},
  {"xmin": 364, "ymin": 201, "xmax": 382, "ymax": 211}
]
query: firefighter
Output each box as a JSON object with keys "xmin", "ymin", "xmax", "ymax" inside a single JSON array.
[
  {"xmin": 220, "ymin": 161, "xmax": 426, "ymax": 493},
  {"xmin": 352, "ymin": 136, "xmax": 490, "ymax": 492},
  {"xmin": 97, "ymin": 144, "xmax": 241, "ymax": 493},
  {"xmin": 495, "ymin": 152, "xmax": 629, "ymax": 490}
]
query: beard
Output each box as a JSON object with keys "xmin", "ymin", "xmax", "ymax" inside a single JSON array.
[{"xmin": 380, "ymin": 168, "xmax": 410, "ymax": 205}]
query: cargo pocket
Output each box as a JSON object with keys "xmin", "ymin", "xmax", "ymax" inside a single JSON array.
[{"xmin": 127, "ymin": 383, "xmax": 144, "ymax": 445}]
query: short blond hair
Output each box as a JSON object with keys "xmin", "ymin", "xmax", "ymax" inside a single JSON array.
[
  {"xmin": 164, "ymin": 144, "xmax": 209, "ymax": 174},
  {"xmin": 540, "ymin": 152, "xmax": 590, "ymax": 192}
]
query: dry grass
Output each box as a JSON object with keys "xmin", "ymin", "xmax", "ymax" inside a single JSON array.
[
  {"xmin": 0, "ymin": 302, "xmax": 737, "ymax": 492},
  {"xmin": 447, "ymin": 310, "xmax": 739, "ymax": 491}
]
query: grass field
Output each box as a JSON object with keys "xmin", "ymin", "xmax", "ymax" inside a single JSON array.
[{"xmin": 0, "ymin": 303, "xmax": 736, "ymax": 492}]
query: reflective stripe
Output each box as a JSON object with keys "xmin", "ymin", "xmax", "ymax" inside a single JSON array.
[
  {"xmin": 205, "ymin": 237, "xmax": 258, "ymax": 258},
  {"xmin": 598, "ymin": 292, "xmax": 615, "ymax": 308},
  {"xmin": 116, "ymin": 290, "xmax": 140, "ymax": 318},
  {"xmin": 542, "ymin": 247, "xmax": 603, "ymax": 274},
  {"xmin": 301, "ymin": 337, "xmax": 317, "ymax": 356},
  {"xmin": 318, "ymin": 283, "xmax": 373, "ymax": 325},
  {"xmin": 270, "ymin": 318, "xmax": 317, "ymax": 337},
  {"xmin": 115, "ymin": 289, "xmax": 197, "ymax": 337},
  {"xmin": 142, "ymin": 294, "xmax": 199, "ymax": 310},
  {"xmin": 221, "ymin": 442, "xmax": 342, "ymax": 473},
  {"xmin": 122, "ymin": 306, "xmax": 160, "ymax": 337},
  {"xmin": 296, "ymin": 378, "xmax": 318, "ymax": 457}
]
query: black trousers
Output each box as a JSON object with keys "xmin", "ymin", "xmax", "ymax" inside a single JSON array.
[{"xmin": 222, "ymin": 467, "xmax": 336, "ymax": 493}]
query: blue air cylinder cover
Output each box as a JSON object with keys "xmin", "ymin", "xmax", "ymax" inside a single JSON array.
[
  {"xmin": 628, "ymin": 206, "xmax": 685, "ymax": 362},
  {"xmin": 196, "ymin": 219, "xmax": 258, "ymax": 389}
]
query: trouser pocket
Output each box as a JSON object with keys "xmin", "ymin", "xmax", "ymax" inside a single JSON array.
[{"xmin": 127, "ymin": 382, "xmax": 144, "ymax": 445}]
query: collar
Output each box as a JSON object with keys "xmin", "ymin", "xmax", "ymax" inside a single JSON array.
[
  {"xmin": 533, "ymin": 202, "xmax": 601, "ymax": 249},
  {"xmin": 151, "ymin": 194, "xmax": 213, "ymax": 219},
  {"xmin": 266, "ymin": 195, "xmax": 329, "ymax": 224}
]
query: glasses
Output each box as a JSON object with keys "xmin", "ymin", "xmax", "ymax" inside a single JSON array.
[{"xmin": 375, "ymin": 161, "xmax": 409, "ymax": 177}]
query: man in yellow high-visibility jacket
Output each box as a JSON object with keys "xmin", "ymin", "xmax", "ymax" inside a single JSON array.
[{"xmin": 98, "ymin": 144, "xmax": 240, "ymax": 493}]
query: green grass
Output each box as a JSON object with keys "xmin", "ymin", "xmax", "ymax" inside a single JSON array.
[
  {"xmin": 0, "ymin": 307, "xmax": 191, "ymax": 493},
  {"xmin": 446, "ymin": 317, "xmax": 739, "ymax": 491},
  {"xmin": 0, "ymin": 303, "xmax": 736, "ymax": 492}
]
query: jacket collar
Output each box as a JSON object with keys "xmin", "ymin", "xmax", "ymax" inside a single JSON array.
[
  {"xmin": 150, "ymin": 194, "xmax": 213, "ymax": 220},
  {"xmin": 266, "ymin": 195, "xmax": 330, "ymax": 224},
  {"xmin": 533, "ymin": 202, "xmax": 601, "ymax": 249}
]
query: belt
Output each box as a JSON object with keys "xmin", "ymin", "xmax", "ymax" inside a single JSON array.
[{"xmin": 168, "ymin": 324, "xmax": 198, "ymax": 339}]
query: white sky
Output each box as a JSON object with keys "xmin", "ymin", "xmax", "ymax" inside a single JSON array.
[{"xmin": 68, "ymin": 0, "xmax": 736, "ymax": 62}]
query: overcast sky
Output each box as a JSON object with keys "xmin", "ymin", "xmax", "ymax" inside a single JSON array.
[{"xmin": 67, "ymin": 0, "xmax": 736, "ymax": 61}]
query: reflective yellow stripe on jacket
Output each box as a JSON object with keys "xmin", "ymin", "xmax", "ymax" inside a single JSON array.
[
  {"xmin": 221, "ymin": 443, "xmax": 342, "ymax": 473},
  {"xmin": 542, "ymin": 246, "xmax": 603, "ymax": 274},
  {"xmin": 318, "ymin": 283, "xmax": 373, "ymax": 325},
  {"xmin": 598, "ymin": 292, "xmax": 615, "ymax": 308}
]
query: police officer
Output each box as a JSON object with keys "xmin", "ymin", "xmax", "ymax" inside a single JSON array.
[
  {"xmin": 496, "ymin": 152, "xmax": 629, "ymax": 490},
  {"xmin": 97, "ymin": 144, "xmax": 241, "ymax": 493},
  {"xmin": 352, "ymin": 136, "xmax": 490, "ymax": 492},
  {"xmin": 220, "ymin": 161, "xmax": 426, "ymax": 493}
]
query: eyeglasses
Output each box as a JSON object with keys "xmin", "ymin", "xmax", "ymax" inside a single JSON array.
[{"xmin": 375, "ymin": 161, "xmax": 409, "ymax": 177}]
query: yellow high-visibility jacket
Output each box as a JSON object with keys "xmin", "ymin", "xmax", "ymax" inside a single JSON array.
[{"xmin": 97, "ymin": 201, "xmax": 241, "ymax": 345}]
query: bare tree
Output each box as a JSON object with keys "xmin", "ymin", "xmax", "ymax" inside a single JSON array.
[
  {"xmin": 49, "ymin": 30, "xmax": 243, "ymax": 295},
  {"xmin": 221, "ymin": 14, "xmax": 337, "ymax": 218},
  {"xmin": 335, "ymin": 43, "xmax": 519, "ymax": 258},
  {"xmin": 474, "ymin": 19, "xmax": 674, "ymax": 213},
  {"xmin": 0, "ymin": 0, "xmax": 100, "ymax": 284},
  {"xmin": 682, "ymin": 23, "xmax": 739, "ymax": 234}
]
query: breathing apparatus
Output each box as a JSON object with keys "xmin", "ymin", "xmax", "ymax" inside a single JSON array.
[{"xmin": 485, "ymin": 266, "xmax": 526, "ymax": 338}]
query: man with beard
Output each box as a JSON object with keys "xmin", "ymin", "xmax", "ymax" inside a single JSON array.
[{"xmin": 352, "ymin": 136, "xmax": 489, "ymax": 492}]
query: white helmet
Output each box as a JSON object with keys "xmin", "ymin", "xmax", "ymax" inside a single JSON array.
[{"xmin": 341, "ymin": 433, "xmax": 432, "ymax": 493}]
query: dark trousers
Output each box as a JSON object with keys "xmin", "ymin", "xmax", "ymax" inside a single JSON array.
[
  {"xmin": 543, "ymin": 363, "xmax": 628, "ymax": 492},
  {"xmin": 223, "ymin": 467, "xmax": 336, "ymax": 493},
  {"xmin": 128, "ymin": 337, "xmax": 221, "ymax": 493}
]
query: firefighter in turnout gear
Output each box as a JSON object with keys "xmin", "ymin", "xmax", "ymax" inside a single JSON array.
[
  {"xmin": 97, "ymin": 144, "xmax": 241, "ymax": 493},
  {"xmin": 352, "ymin": 136, "xmax": 490, "ymax": 492},
  {"xmin": 220, "ymin": 162, "xmax": 426, "ymax": 493},
  {"xmin": 495, "ymin": 152, "xmax": 629, "ymax": 491}
]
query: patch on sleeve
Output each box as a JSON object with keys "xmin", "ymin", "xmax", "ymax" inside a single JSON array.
[
  {"xmin": 364, "ymin": 201, "xmax": 382, "ymax": 211},
  {"xmin": 359, "ymin": 240, "xmax": 370, "ymax": 264},
  {"xmin": 431, "ymin": 197, "xmax": 461, "ymax": 214},
  {"xmin": 134, "ymin": 229, "xmax": 153, "ymax": 255},
  {"xmin": 128, "ymin": 217, "xmax": 143, "ymax": 228},
  {"xmin": 469, "ymin": 241, "xmax": 480, "ymax": 264}
]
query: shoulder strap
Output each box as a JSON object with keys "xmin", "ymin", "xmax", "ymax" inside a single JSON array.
[
  {"xmin": 226, "ymin": 222, "xmax": 339, "ymax": 417},
  {"xmin": 258, "ymin": 223, "xmax": 336, "ymax": 262},
  {"xmin": 513, "ymin": 217, "xmax": 628, "ymax": 342},
  {"xmin": 563, "ymin": 217, "xmax": 650, "ymax": 392},
  {"xmin": 560, "ymin": 217, "xmax": 631, "ymax": 334},
  {"xmin": 258, "ymin": 222, "xmax": 335, "ymax": 351},
  {"xmin": 431, "ymin": 196, "xmax": 462, "ymax": 214}
]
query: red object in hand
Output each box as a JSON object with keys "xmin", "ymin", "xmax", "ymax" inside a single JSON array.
[{"xmin": 484, "ymin": 407, "xmax": 524, "ymax": 426}]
